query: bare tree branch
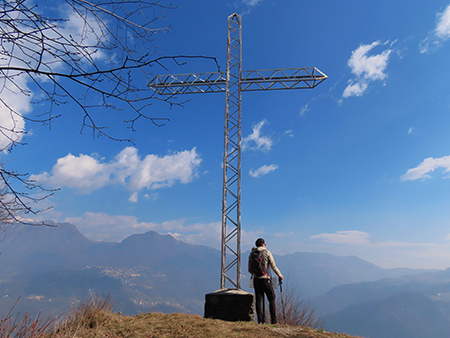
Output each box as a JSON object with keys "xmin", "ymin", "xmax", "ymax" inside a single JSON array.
[
  {"xmin": 0, "ymin": 164, "xmax": 58, "ymax": 224},
  {"xmin": 0, "ymin": 0, "xmax": 219, "ymax": 222}
]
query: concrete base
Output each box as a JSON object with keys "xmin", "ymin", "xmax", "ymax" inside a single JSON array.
[{"xmin": 204, "ymin": 288, "xmax": 254, "ymax": 322}]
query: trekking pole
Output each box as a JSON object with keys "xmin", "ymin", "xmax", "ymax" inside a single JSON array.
[{"xmin": 279, "ymin": 278, "xmax": 286, "ymax": 322}]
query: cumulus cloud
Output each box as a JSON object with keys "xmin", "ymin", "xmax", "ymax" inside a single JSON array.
[
  {"xmin": 128, "ymin": 192, "xmax": 139, "ymax": 203},
  {"xmin": 342, "ymin": 82, "xmax": 368, "ymax": 98},
  {"xmin": 242, "ymin": 120, "xmax": 273, "ymax": 152},
  {"xmin": 401, "ymin": 155, "xmax": 450, "ymax": 181},
  {"xmin": 31, "ymin": 147, "xmax": 202, "ymax": 198},
  {"xmin": 436, "ymin": 4, "xmax": 450, "ymax": 38},
  {"xmin": 311, "ymin": 230, "xmax": 372, "ymax": 246},
  {"xmin": 31, "ymin": 153, "xmax": 110, "ymax": 193},
  {"xmin": 62, "ymin": 10, "xmax": 105, "ymax": 61},
  {"xmin": 113, "ymin": 147, "xmax": 202, "ymax": 191},
  {"xmin": 420, "ymin": 4, "xmax": 450, "ymax": 53},
  {"xmin": 249, "ymin": 164, "xmax": 278, "ymax": 178},
  {"xmin": 342, "ymin": 41, "xmax": 392, "ymax": 98},
  {"xmin": 0, "ymin": 76, "xmax": 29, "ymax": 151}
]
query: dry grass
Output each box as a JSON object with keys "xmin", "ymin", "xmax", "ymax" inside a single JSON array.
[
  {"xmin": 49, "ymin": 311, "xmax": 363, "ymax": 338},
  {"xmin": 2, "ymin": 295, "xmax": 364, "ymax": 338},
  {"xmin": 276, "ymin": 281, "xmax": 325, "ymax": 328},
  {"xmin": 45, "ymin": 295, "xmax": 363, "ymax": 338},
  {"xmin": 0, "ymin": 298, "xmax": 56, "ymax": 338}
]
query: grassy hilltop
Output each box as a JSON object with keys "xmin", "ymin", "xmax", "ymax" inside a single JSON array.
[
  {"xmin": 49, "ymin": 312, "xmax": 362, "ymax": 338},
  {"xmin": 2, "ymin": 296, "xmax": 363, "ymax": 338}
]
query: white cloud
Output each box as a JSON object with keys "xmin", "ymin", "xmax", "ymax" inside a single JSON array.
[
  {"xmin": 377, "ymin": 241, "xmax": 440, "ymax": 248},
  {"xmin": 62, "ymin": 10, "xmax": 105, "ymax": 61},
  {"xmin": 311, "ymin": 230, "xmax": 372, "ymax": 246},
  {"xmin": 408, "ymin": 127, "xmax": 417, "ymax": 135},
  {"xmin": 401, "ymin": 155, "xmax": 450, "ymax": 181},
  {"xmin": 65, "ymin": 211, "xmax": 265, "ymax": 250},
  {"xmin": 343, "ymin": 41, "xmax": 392, "ymax": 98},
  {"xmin": 31, "ymin": 147, "xmax": 202, "ymax": 196},
  {"xmin": 299, "ymin": 105, "xmax": 309, "ymax": 117},
  {"xmin": 348, "ymin": 42, "xmax": 391, "ymax": 80},
  {"xmin": 420, "ymin": 4, "xmax": 450, "ymax": 53},
  {"xmin": 240, "ymin": 0, "xmax": 264, "ymax": 15},
  {"xmin": 0, "ymin": 38, "xmax": 35, "ymax": 151},
  {"xmin": 65, "ymin": 212, "xmax": 153, "ymax": 242},
  {"xmin": 114, "ymin": 147, "xmax": 202, "ymax": 191},
  {"xmin": 0, "ymin": 78, "xmax": 28, "ymax": 151},
  {"xmin": 310, "ymin": 230, "xmax": 443, "ymax": 249},
  {"xmin": 242, "ymin": 120, "xmax": 273, "ymax": 152},
  {"xmin": 128, "ymin": 192, "xmax": 139, "ymax": 203},
  {"xmin": 242, "ymin": 0, "xmax": 263, "ymax": 6},
  {"xmin": 342, "ymin": 82, "xmax": 368, "ymax": 98},
  {"xmin": 249, "ymin": 164, "xmax": 278, "ymax": 178},
  {"xmin": 284, "ymin": 130, "xmax": 294, "ymax": 138},
  {"xmin": 436, "ymin": 4, "xmax": 450, "ymax": 38},
  {"xmin": 31, "ymin": 153, "xmax": 109, "ymax": 193},
  {"xmin": 307, "ymin": 230, "xmax": 450, "ymax": 269},
  {"xmin": 65, "ymin": 211, "xmax": 222, "ymax": 245}
]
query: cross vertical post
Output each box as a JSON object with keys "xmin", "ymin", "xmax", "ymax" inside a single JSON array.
[{"xmin": 221, "ymin": 13, "xmax": 242, "ymax": 289}]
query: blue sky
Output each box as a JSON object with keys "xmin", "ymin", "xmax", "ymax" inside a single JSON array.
[{"xmin": 3, "ymin": 0, "xmax": 450, "ymax": 269}]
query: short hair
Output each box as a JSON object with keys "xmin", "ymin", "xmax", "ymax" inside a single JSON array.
[{"xmin": 255, "ymin": 238, "xmax": 265, "ymax": 247}]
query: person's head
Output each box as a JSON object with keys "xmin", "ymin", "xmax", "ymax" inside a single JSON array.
[{"xmin": 255, "ymin": 238, "xmax": 265, "ymax": 247}]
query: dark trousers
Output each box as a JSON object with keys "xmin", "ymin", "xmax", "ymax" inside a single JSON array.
[{"xmin": 254, "ymin": 277, "xmax": 277, "ymax": 324}]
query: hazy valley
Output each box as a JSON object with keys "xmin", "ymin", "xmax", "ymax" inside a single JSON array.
[{"xmin": 1, "ymin": 222, "xmax": 449, "ymax": 338}]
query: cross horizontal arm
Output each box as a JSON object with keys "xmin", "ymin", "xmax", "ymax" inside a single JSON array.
[
  {"xmin": 241, "ymin": 67, "xmax": 327, "ymax": 91},
  {"xmin": 148, "ymin": 67, "xmax": 327, "ymax": 95},
  {"xmin": 149, "ymin": 72, "xmax": 227, "ymax": 95}
]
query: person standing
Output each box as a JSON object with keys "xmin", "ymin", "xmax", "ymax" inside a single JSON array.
[{"xmin": 248, "ymin": 238, "xmax": 284, "ymax": 324}]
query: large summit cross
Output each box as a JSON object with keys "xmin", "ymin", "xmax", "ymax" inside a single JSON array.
[{"xmin": 149, "ymin": 13, "xmax": 327, "ymax": 290}]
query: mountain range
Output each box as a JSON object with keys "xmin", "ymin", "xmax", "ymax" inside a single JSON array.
[
  {"xmin": 0, "ymin": 222, "xmax": 218, "ymax": 316},
  {"xmin": 311, "ymin": 268, "xmax": 450, "ymax": 338},
  {"xmin": 0, "ymin": 222, "xmax": 445, "ymax": 338}
]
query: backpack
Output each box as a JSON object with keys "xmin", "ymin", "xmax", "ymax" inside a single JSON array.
[{"xmin": 250, "ymin": 250, "xmax": 267, "ymax": 277}]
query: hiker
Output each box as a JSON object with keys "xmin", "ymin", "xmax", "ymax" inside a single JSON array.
[{"xmin": 248, "ymin": 238, "xmax": 283, "ymax": 324}]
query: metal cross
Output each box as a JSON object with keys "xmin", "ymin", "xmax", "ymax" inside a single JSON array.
[{"xmin": 149, "ymin": 13, "xmax": 327, "ymax": 290}]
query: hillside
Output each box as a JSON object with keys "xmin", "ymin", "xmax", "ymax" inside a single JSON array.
[
  {"xmin": 325, "ymin": 292, "xmax": 450, "ymax": 338},
  {"xmin": 312, "ymin": 269, "xmax": 450, "ymax": 338},
  {"xmin": 47, "ymin": 311, "xmax": 363, "ymax": 338},
  {"xmin": 272, "ymin": 252, "xmax": 425, "ymax": 297}
]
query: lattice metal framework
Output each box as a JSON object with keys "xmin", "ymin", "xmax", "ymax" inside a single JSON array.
[
  {"xmin": 150, "ymin": 67, "xmax": 327, "ymax": 95},
  {"xmin": 221, "ymin": 13, "xmax": 242, "ymax": 289},
  {"xmin": 148, "ymin": 13, "xmax": 327, "ymax": 290}
]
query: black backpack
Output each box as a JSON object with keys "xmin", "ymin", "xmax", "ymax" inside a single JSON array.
[{"xmin": 250, "ymin": 250, "xmax": 267, "ymax": 277}]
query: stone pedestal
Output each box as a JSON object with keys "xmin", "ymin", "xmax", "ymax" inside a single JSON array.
[{"xmin": 204, "ymin": 288, "xmax": 254, "ymax": 322}]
